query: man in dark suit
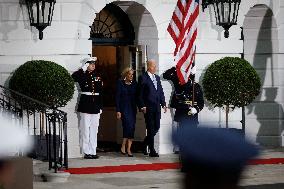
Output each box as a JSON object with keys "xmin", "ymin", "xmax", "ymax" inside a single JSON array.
[{"xmin": 138, "ymin": 59, "xmax": 167, "ymax": 157}]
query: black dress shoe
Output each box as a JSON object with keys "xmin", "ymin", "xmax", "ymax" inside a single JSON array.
[
  {"xmin": 149, "ymin": 152, "xmax": 159, "ymax": 157},
  {"xmin": 120, "ymin": 149, "xmax": 126, "ymax": 155},
  {"xmin": 143, "ymin": 146, "xmax": 149, "ymax": 155},
  {"xmin": 84, "ymin": 154, "xmax": 92, "ymax": 159},
  {"xmin": 90, "ymin": 154, "xmax": 99, "ymax": 159},
  {"xmin": 127, "ymin": 153, "xmax": 134, "ymax": 157},
  {"xmin": 143, "ymin": 150, "xmax": 149, "ymax": 155}
]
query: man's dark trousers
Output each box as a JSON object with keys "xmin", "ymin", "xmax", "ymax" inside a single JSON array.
[
  {"xmin": 144, "ymin": 109, "xmax": 161, "ymax": 153},
  {"xmin": 138, "ymin": 72, "xmax": 166, "ymax": 155}
]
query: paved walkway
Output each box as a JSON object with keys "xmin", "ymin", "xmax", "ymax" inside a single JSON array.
[{"xmin": 34, "ymin": 148, "xmax": 284, "ymax": 189}]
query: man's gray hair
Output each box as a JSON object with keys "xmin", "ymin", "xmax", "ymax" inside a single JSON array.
[{"xmin": 147, "ymin": 59, "xmax": 156, "ymax": 67}]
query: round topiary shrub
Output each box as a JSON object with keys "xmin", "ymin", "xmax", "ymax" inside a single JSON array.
[
  {"xmin": 9, "ymin": 60, "xmax": 74, "ymax": 110},
  {"xmin": 202, "ymin": 57, "xmax": 261, "ymax": 127}
]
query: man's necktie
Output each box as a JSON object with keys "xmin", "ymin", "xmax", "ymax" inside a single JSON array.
[{"xmin": 152, "ymin": 74, "xmax": 157, "ymax": 90}]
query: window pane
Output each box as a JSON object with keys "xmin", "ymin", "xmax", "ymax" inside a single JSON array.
[
  {"xmin": 44, "ymin": 2, "xmax": 51, "ymax": 24},
  {"xmin": 32, "ymin": 3, "xmax": 37, "ymax": 24}
]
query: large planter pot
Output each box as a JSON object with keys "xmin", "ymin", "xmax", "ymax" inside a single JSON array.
[{"xmin": 7, "ymin": 157, "xmax": 33, "ymax": 189}]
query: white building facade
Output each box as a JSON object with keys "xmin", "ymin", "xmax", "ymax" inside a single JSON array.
[{"xmin": 0, "ymin": 0, "xmax": 283, "ymax": 157}]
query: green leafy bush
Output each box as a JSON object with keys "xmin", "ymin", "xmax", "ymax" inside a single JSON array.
[
  {"xmin": 202, "ymin": 57, "xmax": 261, "ymax": 127},
  {"xmin": 9, "ymin": 60, "xmax": 74, "ymax": 110},
  {"xmin": 203, "ymin": 57, "xmax": 261, "ymax": 108}
]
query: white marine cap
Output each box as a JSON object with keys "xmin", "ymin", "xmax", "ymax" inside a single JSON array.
[
  {"xmin": 81, "ymin": 57, "xmax": 97, "ymax": 64},
  {"xmin": 0, "ymin": 113, "xmax": 33, "ymax": 159}
]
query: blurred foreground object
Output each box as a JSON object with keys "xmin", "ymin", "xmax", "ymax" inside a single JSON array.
[
  {"xmin": 173, "ymin": 126, "xmax": 259, "ymax": 189},
  {"xmin": 0, "ymin": 114, "xmax": 33, "ymax": 189},
  {"xmin": 0, "ymin": 115, "xmax": 33, "ymax": 157}
]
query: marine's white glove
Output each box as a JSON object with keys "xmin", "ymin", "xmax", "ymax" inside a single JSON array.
[
  {"xmin": 82, "ymin": 63, "xmax": 89, "ymax": 72},
  {"xmin": 190, "ymin": 107, "xmax": 197, "ymax": 115}
]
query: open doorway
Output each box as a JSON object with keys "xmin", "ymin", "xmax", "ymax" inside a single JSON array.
[
  {"xmin": 93, "ymin": 45, "xmax": 147, "ymax": 151},
  {"xmin": 90, "ymin": 3, "xmax": 150, "ymax": 151},
  {"xmin": 90, "ymin": 1, "xmax": 158, "ymax": 152}
]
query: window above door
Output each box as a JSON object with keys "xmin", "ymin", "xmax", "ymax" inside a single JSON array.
[{"xmin": 90, "ymin": 3, "xmax": 135, "ymax": 46}]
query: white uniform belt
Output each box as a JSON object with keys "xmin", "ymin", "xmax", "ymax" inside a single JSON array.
[{"xmin": 80, "ymin": 92, "xmax": 100, "ymax": 95}]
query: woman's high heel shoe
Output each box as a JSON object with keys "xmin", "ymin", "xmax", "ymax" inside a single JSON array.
[
  {"xmin": 120, "ymin": 148, "xmax": 126, "ymax": 155},
  {"xmin": 127, "ymin": 151, "xmax": 134, "ymax": 157}
]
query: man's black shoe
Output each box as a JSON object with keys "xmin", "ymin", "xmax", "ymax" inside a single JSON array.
[
  {"xmin": 90, "ymin": 155, "xmax": 99, "ymax": 159},
  {"xmin": 84, "ymin": 154, "xmax": 92, "ymax": 159},
  {"xmin": 143, "ymin": 150, "xmax": 149, "ymax": 155},
  {"xmin": 149, "ymin": 152, "xmax": 159, "ymax": 157},
  {"xmin": 143, "ymin": 146, "xmax": 149, "ymax": 155}
]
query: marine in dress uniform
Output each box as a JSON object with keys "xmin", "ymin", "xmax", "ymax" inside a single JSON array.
[
  {"xmin": 173, "ymin": 126, "xmax": 259, "ymax": 189},
  {"xmin": 170, "ymin": 78, "xmax": 204, "ymax": 128},
  {"xmin": 163, "ymin": 66, "xmax": 204, "ymax": 153},
  {"xmin": 164, "ymin": 66, "xmax": 204, "ymax": 128},
  {"xmin": 72, "ymin": 57, "xmax": 103, "ymax": 159}
]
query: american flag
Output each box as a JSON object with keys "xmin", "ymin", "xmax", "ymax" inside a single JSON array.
[{"xmin": 167, "ymin": 0, "xmax": 199, "ymax": 84}]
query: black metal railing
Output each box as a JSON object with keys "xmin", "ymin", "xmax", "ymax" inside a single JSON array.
[{"xmin": 0, "ymin": 85, "xmax": 68, "ymax": 172}]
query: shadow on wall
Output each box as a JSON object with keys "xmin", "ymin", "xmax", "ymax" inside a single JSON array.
[
  {"xmin": 208, "ymin": 6, "xmax": 223, "ymax": 41},
  {"xmin": 0, "ymin": 0, "xmax": 35, "ymax": 42},
  {"xmin": 245, "ymin": 2, "xmax": 283, "ymax": 146},
  {"xmin": 18, "ymin": 0, "xmax": 33, "ymax": 37},
  {"xmin": 124, "ymin": 2, "xmax": 145, "ymax": 44},
  {"xmin": 0, "ymin": 3, "xmax": 20, "ymax": 42},
  {"xmin": 199, "ymin": 65, "xmax": 215, "ymax": 111},
  {"xmin": 253, "ymin": 87, "xmax": 283, "ymax": 145},
  {"xmin": 124, "ymin": 2, "xmax": 159, "ymax": 62}
]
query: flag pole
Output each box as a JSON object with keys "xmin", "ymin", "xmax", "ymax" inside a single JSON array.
[{"xmin": 191, "ymin": 63, "xmax": 195, "ymax": 111}]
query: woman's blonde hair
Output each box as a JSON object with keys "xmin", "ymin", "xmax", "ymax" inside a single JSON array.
[{"xmin": 121, "ymin": 67, "xmax": 134, "ymax": 79}]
